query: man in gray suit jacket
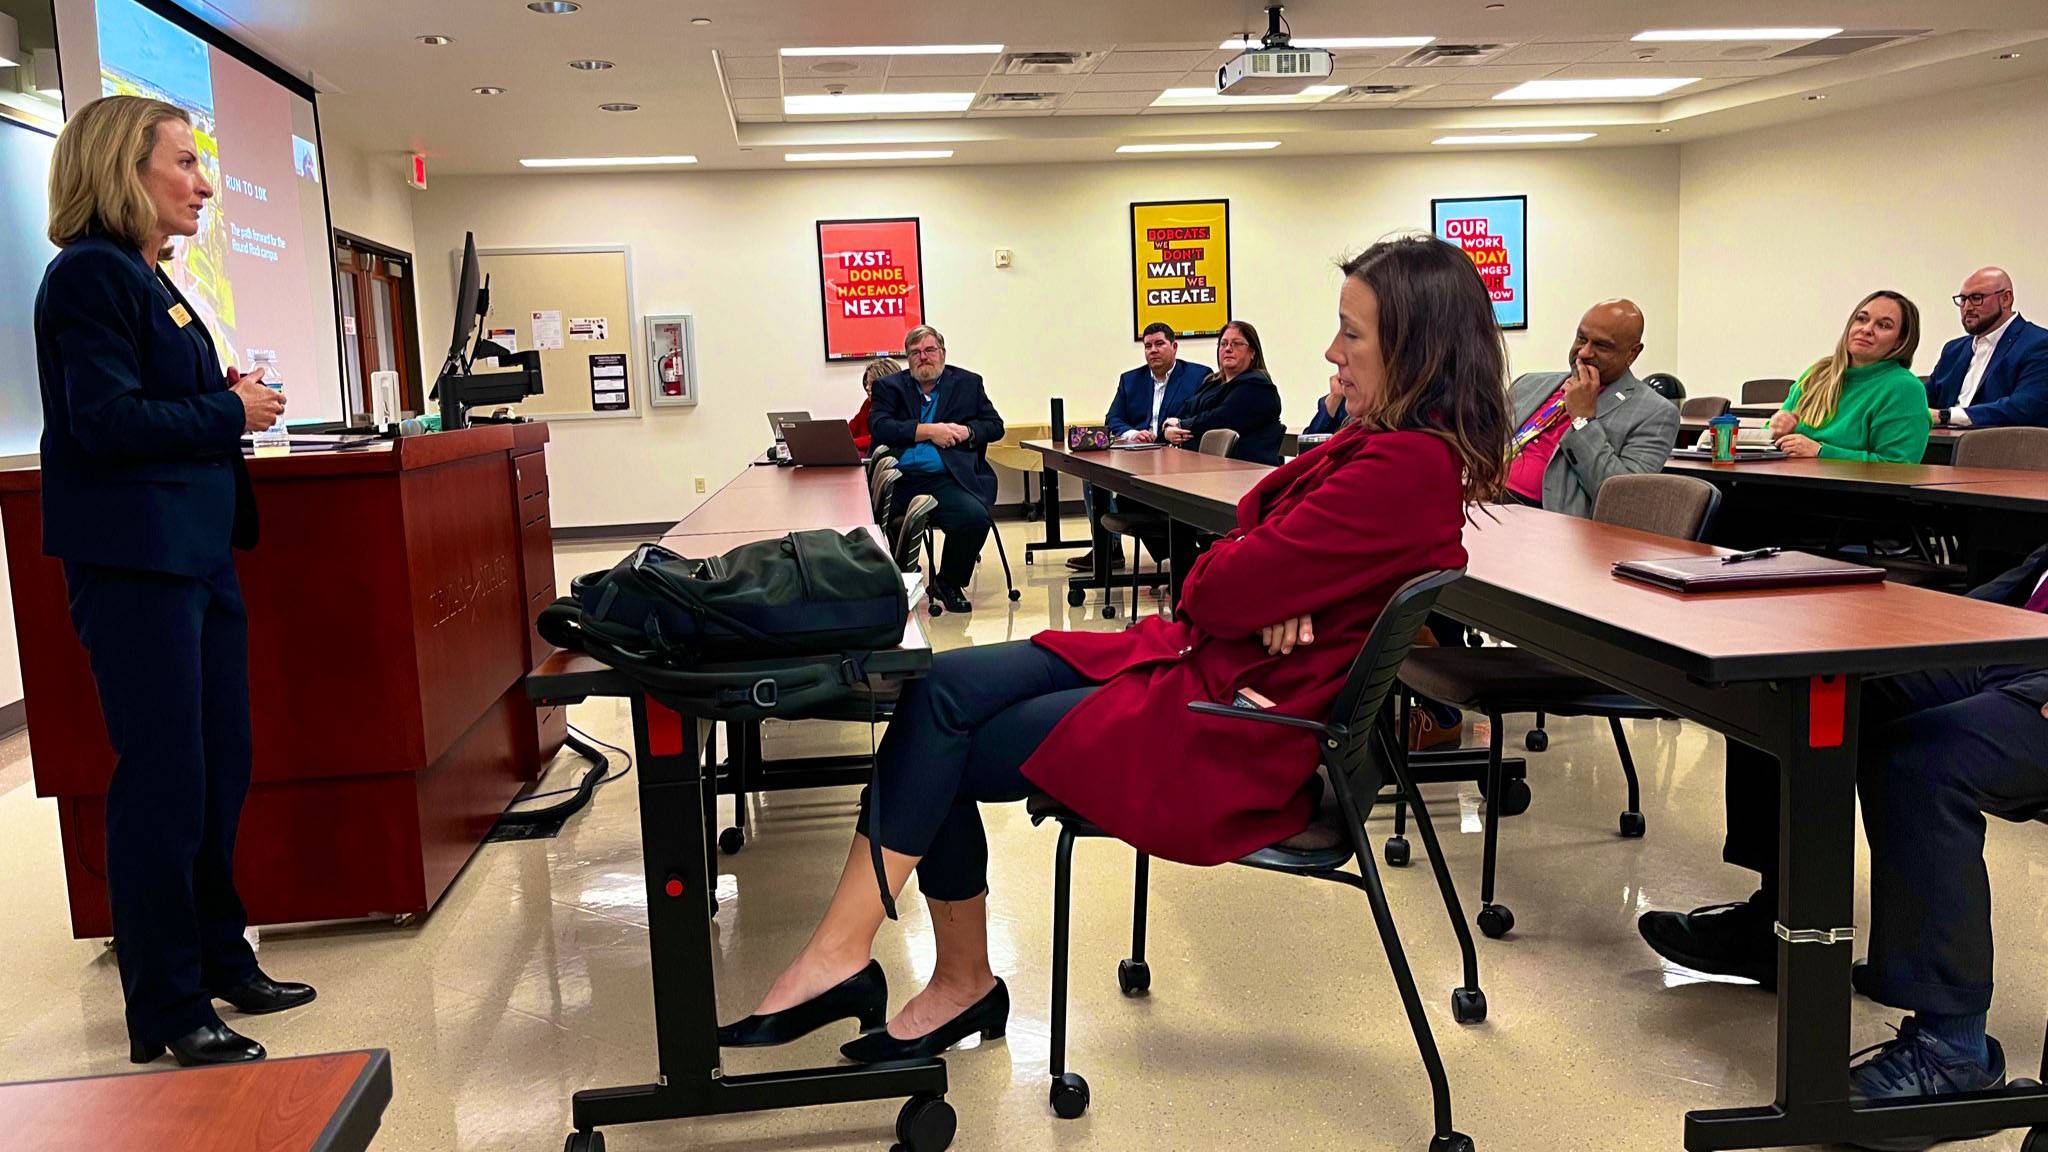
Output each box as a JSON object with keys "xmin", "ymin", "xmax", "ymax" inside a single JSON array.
[{"xmin": 1505, "ymin": 299, "xmax": 1679, "ymax": 518}]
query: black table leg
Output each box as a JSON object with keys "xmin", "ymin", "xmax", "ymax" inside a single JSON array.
[
  {"xmin": 1167, "ymin": 518, "xmax": 1195, "ymax": 608},
  {"xmin": 1025, "ymin": 466, "xmax": 1087, "ymax": 561}
]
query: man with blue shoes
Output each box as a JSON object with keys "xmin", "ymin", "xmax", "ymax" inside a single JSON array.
[
  {"xmin": 1928, "ymin": 267, "xmax": 2048, "ymax": 429},
  {"xmin": 1066, "ymin": 322, "xmax": 1209, "ymax": 573}
]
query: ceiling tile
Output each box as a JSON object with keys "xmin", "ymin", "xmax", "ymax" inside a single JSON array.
[
  {"xmin": 980, "ymin": 74, "xmax": 1085, "ymax": 93},
  {"xmin": 781, "ymin": 55, "xmax": 887, "ymax": 78},
  {"xmin": 884, "ymin": 53, "xmax": 1004, "ymax": 77},
  {"xmin": 724, "ymin": 78, "xmax": 782, "ymax": 100},
  {"xmin": 730, "ymin": 97, "xmax": 782, "ymax": 116},
  {"xmin": 883, "ymin": 74, "xmax": 987, "ymax": 92},
  {"xmin": 1381, "ymin": 63, "xmax": 1562, "ymax": 82},
  {"xmin": 1059, "ymin": 89, "xmax": 1154, "ymax": 110},
  {"xmin": 967, "ymin": 108, "xmax": 1055, "ymax": 117},
  {"xmin": 1491, "ymin": 42, "xmax": 1609, "ymax": 66},
  {"xmin": 782, "ymin": 76, "xmax": 885, "ymax": 96},
  {"xmin": 1078, "ymin": 71, "xmax": 1177, "ymax": 92},
  {"xmin": 1409, "ymin": 83, "xmax": 1513, "ymax": 103},
  {"xmin": 1096, "ymin": 49, "xmax": 1213, "ymax": 74},
  {"xmin": 717, "ymin": 55, "xmax": 782, "ymax": 80}
]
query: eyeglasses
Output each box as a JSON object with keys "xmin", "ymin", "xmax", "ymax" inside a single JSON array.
[
  {"xmin": 1217, "ymin": 339, "xmax": 1251, "ymax": 350},
  {"xmin": 1953, "ymin": 291, "xmax": 2011, "ymax": 307},
  {"xmin": 908, "ymin": 346, "xmax": 944, "ymax": 359}
]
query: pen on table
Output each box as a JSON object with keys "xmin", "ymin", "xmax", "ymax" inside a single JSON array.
[{"xmin": 1721, "ymin": 547, "xmax": 1781, "ymax": 565}]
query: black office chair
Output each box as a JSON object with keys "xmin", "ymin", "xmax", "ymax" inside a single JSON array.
[
  {"xmin": 1643, "ymin": 372, "xmax": 1686, "ymax": 403},
  {"xmin": 1095, "ymin": 428, "xmax": 1239, "ymax": 621},
  {"xmin": 1396, "ymin": 474, "xmax": 1721, "ymax": 939},
  {"xmin": 1028, "ymin": 569, "xmax": 1484, "ymax": 1152},
  {"xmin": 1740, "ymin": 378, "xmax": 1794, "ymax": 406}
]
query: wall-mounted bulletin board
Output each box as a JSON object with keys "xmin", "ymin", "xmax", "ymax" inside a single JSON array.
[{"xmin": 471, "ymin": 245, "xmax": 640, "ymax": 418}]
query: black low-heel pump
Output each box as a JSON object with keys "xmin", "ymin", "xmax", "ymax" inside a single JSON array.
[
  {"xmin": 130, "ymin": 1023, "xmax": 266, "ymax": 1066},
  {"xmin": 718, "ymin": 960, "xmax": 888, "ymax": 1048},
  {"xmin": 840, "ymin": 978, "xmax": 1008, "ymax": 1064}
]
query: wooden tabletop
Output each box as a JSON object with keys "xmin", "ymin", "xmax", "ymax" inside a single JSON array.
[
  {"xmin": 1024, "ymin": 440, "xmax": 1271, "ymax": 478},
  {"xmin": 0, "ymin": 1049, "xmax": 391, "ymax": 1152},
  {"xmin": 1132, "ymin": 468, "xmax": 1268, "ymax": 510},
  {"xmin": 1663, "ymin": 456, "xmax": 2048, "ymax": 494},
  {"xmin": 659, "ymin": 525, "xmax": 879, "ymax": 552},
  {"xmin": 668, "ymin": 471, "xmax": 874, "ymax": 535},
  {"xmin": 719, "ymin": 463, "xmax": 868, "ymax": 489},
  {"xmin": 1918, "ymin": 476, "xmax": 2048, "ymax": 511}
]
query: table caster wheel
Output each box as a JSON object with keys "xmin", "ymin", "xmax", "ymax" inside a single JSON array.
[
  {"xmin": 1117, "ymin": 958, "xmax": 1150, "ymax": 996},
  {"xmin": 719, "ymin": 826, "xmax": 746, "ymax": 855},
  {"xmin": 1049, "ymin": 1072, "xmax": 1090, "ymax": 1119},
  {"xmin": 1103, "ymin": 604, "xmax": 1117, "ymax": 619},
  {"xmin": 1009, "ymin": 589, "xmax": 1022, "ymax": 602},
  {"xmin": 894, "ymin": 1093, "xmax": 956, "ymax": 1152},
  {"xmin": 927, "ymin": 601, "xmax": 943, "ymax": 617},
  {"xmin": 1428, "ymin": 1133, "xmax": 1475, "ymax": 1152},
  {"xmin": 1066, "ymin": 589, "xmax": 1085, "ymax": 607},
  {"xmin": 1477, "ymin": 904, "xmax": 1514, "ymax": 939},
  {"xmin": 1489, "ymin": 779, "xmax": 1531, "ymax": 818},
  {"xmin": 1524, "ymin": 729, "xmax": 1548, "ymax": 752},
  {"xmin": 564, "ymin": 1130, "xmax": 605, "ymax": 1152},
  {"xmin": 1618, "ymin": 811, "xmax": 1646, "ymax": 839},
  {"xmin": 1451, "ymin": 987, "xmax": 1487, "ymax": 1025},
  {"xmin": 1384, "ymin": 836, "xmax": 1411, "ymax": 867}
]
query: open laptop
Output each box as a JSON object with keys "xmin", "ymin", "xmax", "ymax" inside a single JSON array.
[
  {"xmin": 766, "ymin": 410, "xmax": 813, "ymax": 443},
  {"xmin": 781, "ymin": 419, "xmax": 864, "ymax": 466}
]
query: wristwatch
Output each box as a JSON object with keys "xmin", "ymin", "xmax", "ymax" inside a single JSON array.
[
  {"xmin": 1570, "ymin": 416, "xmax": 1590, "ymax": 432},
  {"xmin": 1937, "ymin": 408, "xmax": 1953, "ymax": 427}
]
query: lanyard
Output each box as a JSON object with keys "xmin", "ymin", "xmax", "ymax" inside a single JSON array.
[{"xmin": 1508, "ymin": 388, "xmax": 1570, "ymax": 459}]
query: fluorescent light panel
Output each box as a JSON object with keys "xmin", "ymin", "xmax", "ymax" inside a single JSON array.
[
  {"xmin": 784, "ymin": 92, "xmax": 974, "ymax": 115},
  {"xmin": 1150, "ymin": 85, "xmax": 1344, "ymax": 108},
  {"xmin": 785, "ymin": 150, "xmax": 954, "ymax": 162},
  {"xmin": 1495, "ymin": 78, "xmax": 1697, "ymax": 100},
  {"xmin": 1434, "ymin": 133, "xmax": 1596, "ymax": 145},
  {"xmin": 1219, "ymin": 35, "xmax": 1433, "ymax": 50},
  {"xmin": 1116, "ymin": 141, "xmax": 1280, "ymax": 154},
  {"xmin": 520, "ymin": 155, "xmax": 698, "ymax": 168},
  {"xmin": 780, "ymin": 44, "xmax": 1001, "ymax": 57},
  {"xmin": 1632, "ymin": 28, "xmax": 1840, "ymax": 42}
]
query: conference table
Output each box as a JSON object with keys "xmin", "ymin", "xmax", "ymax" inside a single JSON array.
[
  {"xmin": 1029, "ymin": 438, "xmax": 2048, "ymax": 1151},
  {"xmin": 1677, "ymin": 422, "xmax": 1967, "ymax": 464},
  {"xmin": 0, "ymin": 1049, "xmax": 391, "ymax": 1152}
]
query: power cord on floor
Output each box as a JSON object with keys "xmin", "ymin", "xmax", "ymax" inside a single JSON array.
[{"xmin": 494, "ymin": 725, "xmax": 634, "ymax": 826}]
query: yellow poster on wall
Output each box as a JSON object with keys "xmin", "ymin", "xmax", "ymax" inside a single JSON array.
[{"xmin": 1129, "ymin": 199, "xmax": 1231, "ymax": 340}]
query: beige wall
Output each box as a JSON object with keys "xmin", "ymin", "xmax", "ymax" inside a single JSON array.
[
  {"xmin": 325, "ymin": 139, "xmax": 419, "ymax": 256},
  {"xmin": 1677, "ymin": 72, "xmax": 2048, "ymax": 398},
  {"xmin": 413, "ymin": 147, "xmax": 1681, "ymax": 527}
]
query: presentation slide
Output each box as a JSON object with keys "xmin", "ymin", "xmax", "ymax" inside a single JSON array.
[
  {"xmin": 0, "ymin": 116, "xmax": 59, "ymax": 456},
  {"xmin": 54, "ymin": 0, "xmax": 345, "ymax": 423}
]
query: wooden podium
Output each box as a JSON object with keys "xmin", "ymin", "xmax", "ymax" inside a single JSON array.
[{"xmin": 0, "ymin": 425, "xmax": 567, "ymax": 937}]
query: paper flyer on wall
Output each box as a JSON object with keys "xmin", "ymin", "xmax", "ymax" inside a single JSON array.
[
  {"xmin": 532, "ymin": 310, "xmax": 564, "ymax": 350},
  {"xmin": 569, "ymin": 316, "xmax": 609, "ymax": 341},
  {"xmin": 589, "ymin": 353, "xmax": 629, "ymax": 411}
]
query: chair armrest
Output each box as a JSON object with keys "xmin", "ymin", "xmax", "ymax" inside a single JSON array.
[{"xmin": 1186, "ymin": 700, "xmax": 1328, "ymax": 735}]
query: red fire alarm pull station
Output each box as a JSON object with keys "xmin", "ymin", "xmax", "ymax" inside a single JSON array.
[{"xmin": 407, "ymin": 153, "xmax": 428, "ymax": 190}]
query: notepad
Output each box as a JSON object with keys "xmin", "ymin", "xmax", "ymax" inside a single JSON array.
[{"xmin": 1612, "ymin": 552, "xmax": 1886, "ymax": 592}]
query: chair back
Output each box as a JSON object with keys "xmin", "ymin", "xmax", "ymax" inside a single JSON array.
[
  {"xmin": 868, "ymin": 458, "xmax": 894, "ymax": 506},
  {"xmin": 873, "ymin": 468, "xmax": 902, "ymax": 524},
  {"xmin": 893, "ymin": 494, "xmax": 938, "ymax": 569},
  {"xmin": 1319, "ymin": 569, "xmax": 1465, "ymax": 820},
  {"xmin": 1740, "ymin": 378, "xmax": 1793, "ymax": 405},
  {"xmin": 1593, "ymin": 473, "xmax": 1721, "ymax": 541},
  {"xmin": 1198, "ymin": 428, "xmax": 1240, "ymax": 457},
  {"xmin": 1679, "ymin": 396, "xmax": 1730, "ymax": 421},
  {"xmin": 1951, "ymin": 427, "xmax": 2048, "ymax": 472}
]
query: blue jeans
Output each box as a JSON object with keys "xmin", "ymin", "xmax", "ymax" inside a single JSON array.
[{"xmin": 857, "ymin": 641, "xmax": 1094, "ymax": 900}]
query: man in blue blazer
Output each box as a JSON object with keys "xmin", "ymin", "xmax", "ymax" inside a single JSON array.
[
  {"xmin": 870, "ymin": 325, "xmax": 1004, "ymax": 613},
  {"xmin": 1926, "ymin": 267, "xmax": 2048, "ymax": 429},
  {"xmin": 1068, "ymin": 323, "xmax": 1210, "ymax": 572}
]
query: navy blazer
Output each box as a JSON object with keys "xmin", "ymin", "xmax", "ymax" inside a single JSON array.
[
  {"xmin": 869, "ymin": 364, "xmax": 1005, "ymax": 505},
  {"xmin": 1966, "ymin": 542, "xmax": 2048, "ymax": 705},
  {"xmin": 35, "ymin": 235, "xmax": 253, "ymax": 577},
  {"xmin": 1105, "ymin": 360, "xmax": 1209, "ymax": 438},
  {"xmin": 1303, "ymin": 394, "xmax": 1348, "ymax": 436},
  {"xmin": 1174, "ymin": 368, "xmax": 1285, "ymax": 464},
  {"xmin": 1926, "ymin": 315, "xmax": 2048, "ymax": 427}
]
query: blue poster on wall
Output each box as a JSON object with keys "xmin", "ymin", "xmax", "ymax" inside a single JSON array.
[{"xmin": 1432, "ymin": 195, "xmax": 1528, "ymax": 330}]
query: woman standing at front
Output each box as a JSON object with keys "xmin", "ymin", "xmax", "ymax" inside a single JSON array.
[{"xmin": 37, "ymin": 95, "xmax": 312, "ymax": 1066}]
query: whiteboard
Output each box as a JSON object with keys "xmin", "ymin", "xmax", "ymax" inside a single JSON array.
[{"xmin": 0, "ymin": 116, "xmax": 59, "ymax": 457}]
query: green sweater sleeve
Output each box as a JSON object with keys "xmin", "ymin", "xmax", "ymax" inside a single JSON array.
[{"xmin": 1815, "ymin": 370, "xmax": 1932, "ymax": 463}]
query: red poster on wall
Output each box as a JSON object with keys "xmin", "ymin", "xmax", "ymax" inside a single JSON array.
[{"xmin": 816, "ymin": 217, "xmax": 926, "ymax": 362}]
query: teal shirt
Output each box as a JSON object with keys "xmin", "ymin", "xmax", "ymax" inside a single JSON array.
[{"xmin": 1780, "ymin": 360, "xmax": 1930, "ymax": 464}]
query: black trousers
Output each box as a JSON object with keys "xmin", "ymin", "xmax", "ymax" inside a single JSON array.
[
  {"xmin": 64, "ymin": 560, "xmax": 260, "ymax": 1046},
  {"xmin": 1084, "ymin": 484, "xmax": 1166, "ymax": 563},
  {"xmin": 892, "ymin": 470, "xmax": 992, "ymax": 589},
  {"xmin": 856, "ymin": 641, "xmax": 1094, "ymax": 901},
  {"xmin": 1722, "ymin": 666, "xmax": 2048, "ymax": 1015}
]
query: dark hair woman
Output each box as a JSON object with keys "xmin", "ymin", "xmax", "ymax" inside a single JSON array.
[
  {"xmin": 715, "ymin": 233, "xmax": 1510, "ymax": 1069},
  {"xmin": 1163, "ymin": 318, "xmax": 1285, "ymax": 463}
]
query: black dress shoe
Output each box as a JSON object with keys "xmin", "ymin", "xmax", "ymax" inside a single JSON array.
[
  {"xmin": 1064, "ymin": 551, "xmax": 1125, "ymax": 572},
  {"xmin": 718, "ymin": 960, "xmax": 888, "ymax": 1048},
  {"xmin": 218, "ymin": 972, "xmax": 317, "ymax": 1015},
  {"xmin": 840, "ymin": 978, "xmax": 1008, "ymax": 1064},
  {"xmin": 1638, "ymin": 900, "xmax": 1776, "ymax": 989},
  {"xmin": 131, "ymin": 1023, "xmax": 266, "ymax": 1067},
  {"xmin": 936, "ymin": 582, "xmax": 972, "ymax": 613}
]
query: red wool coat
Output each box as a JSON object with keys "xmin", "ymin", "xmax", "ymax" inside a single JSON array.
[{"xmin": 1023, "ymin": 424, "xmax": 1468, "ymax": 866}]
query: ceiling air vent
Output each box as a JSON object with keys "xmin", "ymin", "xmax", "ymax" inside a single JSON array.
[
  {"xmin": 997, "ymin": 51, "xmax": 1106, "ymax": 75},
  {"xmin": 1324, "ymin": 84, "xmax": 1420, "ymax": 103},
  {"xmin": 975, "ymin": 91, "xmax": 1062, "ymax": 110},
  {"xmin": 1398, "ymin": 43, "xmax": 1511, "ymax": 67},
  {"xmin": 1772, "ymin": 30, "xmax": 1925, "ymax": 58}
]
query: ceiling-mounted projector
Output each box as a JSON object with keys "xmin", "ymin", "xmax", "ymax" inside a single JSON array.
[{"xmin": 1217, "ymin": 5, "xmax": 1333, "ymax": 95}]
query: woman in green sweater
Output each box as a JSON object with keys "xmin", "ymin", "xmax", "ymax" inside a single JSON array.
[{"xmin": 1771, "ymin": 290, "xmax": 1929, "ymax": 462}]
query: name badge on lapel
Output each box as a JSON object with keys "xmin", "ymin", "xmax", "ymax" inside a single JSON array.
[{"xmin": 168, "ymin": 303, "xmax": 193, "ymax": 328}]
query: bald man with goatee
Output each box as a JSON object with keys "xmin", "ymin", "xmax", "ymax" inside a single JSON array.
[
  {"xmin": 1503, "ymin": 299, "xmax": 1679, "ymax": 518},
  {"xmin": 1928, "ymin": 266, "xmax": 2048, "ymax": 429}
]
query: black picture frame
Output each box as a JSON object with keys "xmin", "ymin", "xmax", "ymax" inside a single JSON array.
[
  {"xmin": 1431, "ymin": 194, "xmax": 1529, "ymax": 331},
  {"xmin": 815, "ymin": 216, "xmax": 926, "ymax": 363},
  {"xmin": 1129, "ymin": 198, "xmax": 1231, "ymax": 342}
]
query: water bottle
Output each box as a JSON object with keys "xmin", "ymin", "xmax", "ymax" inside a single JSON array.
[{"xmin": 249, "ymin": 350, "xmax": 287, "ymax": 447}]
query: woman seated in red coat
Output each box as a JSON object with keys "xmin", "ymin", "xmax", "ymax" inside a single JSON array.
[
  {"xmin": 721, "ymin": 234, "xmax": 1512, "ymax": 1062},
  {"xmin": 848, "ymin": 357, "xmax": 900, "ymax": 455}
]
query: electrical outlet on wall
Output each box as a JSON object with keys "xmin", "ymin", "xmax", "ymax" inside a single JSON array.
[
  {"xmin": 994, "ymin": 248, "xmax": 1013, "ymax": 269},
  {"xmin": 694, "ymin": 476, "xmax": 707, "ymax": 494}
]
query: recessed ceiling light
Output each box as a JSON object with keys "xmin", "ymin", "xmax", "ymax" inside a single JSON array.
[
  {"xmin": 415, "ymin": 34, "xmax": 454, "ymax": 45},
  {"xmin": 1116, "ymin": 141, "xmax": 1282, "ymax": 154},
  {"xmin": 1495, "ymin": 78, "xmax": 1697, "ymax": 100},
  {"xmin": 569, "ymin": 59, "xmax": 614, "ymax": 71},
  {"xmin": 1433, "ymin": 132, "xmax": 1597, "ymax": 145},
  {"xmin": 1633, "ymin": 28, "xmax": 1840, "ymax": 42},
  {"xmin": 472, "ymin": 86, "xmax": 507, "ymax": 95},
  {"xmin": 526, "ymin": 0, "xmax": 579, "ymax": 12},
  {"xmin": 1805, "ymin": 94, "xmax": 1828, "ymax": 101},
  {"xmin": 1999, "ymin": 52, "xmax": 2021, "ymax": 60},
  {"xmin": 599, "ymin": 102, "xmax": 639, "ymax": 112},
  {"xmin": 785, "ymin": 150, "xmax": 955, "ymax": 162},
  {"xmin": 1486, "ymin": 2, "xmax": 1505, "ymax": 8},
  {"xmin": 780, "ymin": 44, "xmax": 1002, "ymax": 57},
  {"xmin": 783, "ymin": 92, "xmax": 974, "ymax": 114},
  {"xmin": 690, "ymin": 16, "xmax": 712, "ymax": 26},
  {"xmin": 1652, "ymin": 127, "xmax": 1673, "ymax": 133},
  {"xmin": 1218, "ymin": 36, "xmax": 1433, "ymax": 50},
  {"xmin": 1150, "ymin": 85, "xmax": 1344, "ymax": 108},
  {"xmin": 520, "ymin": 155, "xmax": 697, "ymax": 168}
]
